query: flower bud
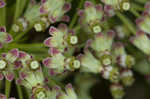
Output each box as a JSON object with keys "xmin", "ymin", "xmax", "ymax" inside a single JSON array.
[
  {"xmin": 110, "ymin": 83, "xmax": 125, "ymax": 99},
  {"xmin": 101, "ymin": 66, "xmax": 120, "ymax": 83},
  {"xmin": 120, "ymin": 69, "xmax": 135, "ymax": 86}
]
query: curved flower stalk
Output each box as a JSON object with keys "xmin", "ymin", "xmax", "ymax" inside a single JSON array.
[
  {"xmin": 0, "ymin": 49, "xmax": 19, "ymax": 81},
  {"xmin": 11, "ymin": 0, "xmax": 71, "ymax": 33},
  {"xmin": 78, "ymin": 1, "xmax": 104, "ymax": 34},
  {"xmin": 0, "ymin": 26, "xmax": 13, "ymax": 48},
  {"xmin": 101, "ymin": 0, "xmax": 131, "ymax": 11},
  {"xmin": 44, "ymin": 24, "xmax": 78, "ymax": 53}
]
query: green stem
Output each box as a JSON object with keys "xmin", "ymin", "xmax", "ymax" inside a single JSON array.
[
  {"xmin": 14, "ymin": 0, "xmax": 21, "ymax": 22},
  {"xmin": 69, "ymin": 0, "xmax": 84, "ymax": 28},
  {"xmin": 16, "ymin": 85, "xmax": 23, "ymax": 99},
  {"xmin": 14, "ymin": 24, "xmax": 34, "ymax": 42},
  {"xmin": 116, "ymin": 12, "xmax": 137, "ymax": 35},
  {"xmin": 14, "ymin": 0, "xmax": 29, "ymax": 23},
  {"xmin": 14, "ymin": 71, "xmax": 23, "ymax": 99},
  {"xmin": 135, "ymin": 0, "xmax": 147, "ymax": 4},
  {"xmin": 7, "ymin": 43, "xmax": 47, "ymax": 52},
  {"xmin": 5, "ymin": 80, "xmax": 11, "ymax": 99},
  {"xmin": 130, "ymin": 8, "xmax": 140, "ymax": 18},
  {"xmin": 0, "ymin": 5, "xmax": 6, "ymax": 26},
  {"xmin": 131, "ymin": 3, "xmax": 145, "ymax": 11}
]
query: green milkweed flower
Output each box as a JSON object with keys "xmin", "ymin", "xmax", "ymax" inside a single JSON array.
[
  {"xmin": 110, "ymin": 83, "xmax": 125, "ymax": 99},
  {"xmin": 130, "ymin": 31, "xmax": 150, "ymax": 56},
  {"xmin": 0, "ymin": 0, "xmax": 6, "ymax": 8},
  {"xmin": 120, "ymin": 69, "xmax": 135, "ymax": 86},
  {"xmin": 57, "ymin": 84, "xmax": 78, "ymax": 99},
  {"xmin": 12, "ymin": 0, "xmax": 71, "ymax": 33},
  {"xmin": 78, "ymin": 1, "xmax": 104, "ymax": 34},
  {"xmin": 43, "ymin": 51, "xmax": 80, "ymax": 74},
  {"xmin": 90, "ymin": 30, "xmax": 115, "ymax": 53},
  {"xmin": 101, "ymin": 0, "xmax": 130, "ymax": 11},
  {"xmin": 0, "ymin": 49, "xmax": 19, "ymax": 81},
  {"xmin": 79, "ymin": 49, "xmax": 103, "ymax": 74},
  {"xmin": 0, "ymin": 27, "xmax": 13, "ymax": 49},
  {"xmin": 44, "ymin": 24, "xmax": 78, "ymax": 53}
]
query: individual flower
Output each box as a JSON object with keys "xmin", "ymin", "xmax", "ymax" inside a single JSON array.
[
  {"xmin": 101, "ymin": 66, "xmax": 120, "ymax": 83},
  {"xmin": 120, "ymin": 69, "xmax": 135, "ymax": 86},
  {"xmin": 136, "ymin": 2, "xmax": 150, "ymax": 34},
  {"xmin": 12, "ymin": 17, "xmax": 29, "ymax": 33},
  {"xmin": 0, "ymin": 49, "xmax": 19, "ymax": 81},
  {"xmin": 0, "ymin": 27, "xmax": 13, "ymax": 48},
  {"xmin": 18, "ymin": 51, "xmax": 41, "ymax": 71},
  {"xmin": 34, "ymin": 16, "xmax": 50, "ymax": 32},
  {"xmin": 136, "ymin": 15, "xmax": 150, "ymax": 34},
  {"xmin": 0, "ymin": 0, "xmax": 6, "ymax": 8},
  {"xmin": 101, "ymin": 0, "xmax": 130, "ymax": 11},
  {"xmin": 57, "ymin": 84, "xmax": 78, "ymax": 99},
  {"xmin": 42, "ymin": 52, "xmax": 65, "ymax": 74},
  {"xmin": 44, "ymin": 24, "xmax": 78, "ymax": 53},
  {"xmin": 104, "ymin": 5, "xmax": 115, "ymax": 17},
  {"xmin": 79, "ymin": 49, "xmax": 103, "ymax": 74},
  {"xmin": 99, "ymin": 50, "xmax": 112, "ymax": 66},
  {"xmin": 90, "ymin": 30, "xmax": 115, "ymax": 53},
  {"xmin": 117, "ymin": 54, "xmax": 135, "ymax": 69},
  {"xmin": 115, "ymin": 25, "xmax": 130, "ymax": 39},
  {"xmin": 78, "ymin": 1, "xmax": 104, "ymax": 34},
  {"xmin": 130, "ymin": 31, "xmax": 150, "ymax": 56},
  {"xmin": 17, "ymin": 67, "xmax": 44, "ymax": 90},
  {"xmin": 112, "ymin": 42, "xmax": 135, "ymax": 69},
  {"xmin": 43, "ymin": 52, "xmax": 80, "ymax": 74},
  {"xmin": 110, "ymin": 83, "xmax": 125, "ymax": 99}
]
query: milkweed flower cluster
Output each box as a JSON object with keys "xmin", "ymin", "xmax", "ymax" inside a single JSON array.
[
  {"xmin": 43, "ymin": 24, "xmax": 80, "ymax": 74},
  {"xmin": 0, "ymin": 0, "xmax": 150, "ymax": 99},
  {"xmin": 11, "ymin": 0, "xmax": 71, "ymax": 33}
]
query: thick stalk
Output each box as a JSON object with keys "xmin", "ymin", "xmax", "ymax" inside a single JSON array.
[{"xmin": 5, "ymin": 80, "xmax": 11, "ymax": 99}]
